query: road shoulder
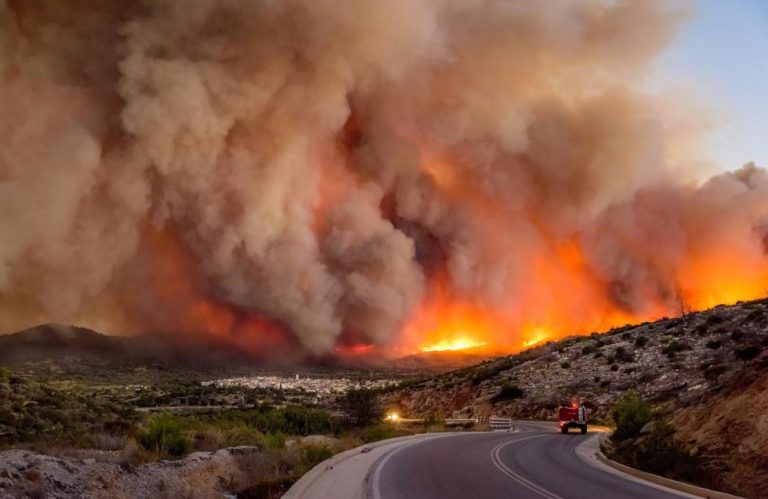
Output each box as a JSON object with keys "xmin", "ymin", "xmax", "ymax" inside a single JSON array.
[{"xmin": 575, "ymin": 430, "xmax": 741, "ymax": 499}]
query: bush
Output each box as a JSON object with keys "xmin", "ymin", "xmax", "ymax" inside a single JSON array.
[
  {"xmin": 363, "ymin": 424, "xmax": 400, "ymax": 443},
  {"xmin": 735, "ymin": 345, "xmax": 761, "ymax": 362},
  {"xmin": 634, "ymin": 336, "xmax": 648, "ymax": 348},
  {"xmin": 301, "ymin": 444, "xmax": 333, "ymax": 468},
  {"xmin": 661, "ymin": 341, "xmax": 689, "ymax": 357},
  {"xmin": 611, "ymin": 392, "xmax": 652, "ymax": 441},
  {"xmin": 137, "ymin": 414, "xmax": 192, "ymax": 457},
  {"xmin": 705, "ymin": 315, "xmax": 724, "ymax": 325},
  {"xmin": 614, "ymin": 421, "xmax": 704, "ymax": 483},
  {"xmin": 560, "ymin": 361, "xmax": 571, "ymax": 369},
  {"xmin": 266, "ymin": 406, "xmax": 333, "ymax": 435},
  {"xmin": 614, "ymin": 347, "xmax": 635, "ymax": 363},
  {"xmin": 581, "ymin": 345, "xmax": 596, "ymax": 355},
  {"xmin": 262, "ymin": 432, "xmax": 286, "ymax": 450},
  {"xmin": 705, "ymin": 340, "xmax": 721, "ymax": 349}
]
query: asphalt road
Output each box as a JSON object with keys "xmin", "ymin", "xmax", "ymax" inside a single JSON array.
[{"xmin": 369, "ymin": 422, "xmax": 688, "ymax": 499}]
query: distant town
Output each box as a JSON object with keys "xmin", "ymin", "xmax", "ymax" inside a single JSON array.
[{"xmin": 203, "ymin": 373, "xmax": 399, "ymax": 396}]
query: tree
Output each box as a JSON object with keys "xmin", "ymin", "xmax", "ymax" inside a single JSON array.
[
  {"xmin": 611, "ymin": 391, "xmax": 653, "ymax": 441},
  {"xmin": 340, "ymin": 389, "xmax": 382, "ymax": 426}
]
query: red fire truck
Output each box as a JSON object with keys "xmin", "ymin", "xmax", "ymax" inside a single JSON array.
[{"xmin": 558, "ymin": 399, "xmax": 588, "ymax": 434}]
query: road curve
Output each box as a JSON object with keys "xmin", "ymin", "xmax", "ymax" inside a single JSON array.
[{"xmin": 369, "ymin": 421, "xmax": 690, "ymax": 499}]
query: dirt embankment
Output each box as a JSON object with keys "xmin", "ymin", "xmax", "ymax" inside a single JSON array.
[{"xmin": 673, "ymin": 371, "xmax": 768, "ymax": 498}]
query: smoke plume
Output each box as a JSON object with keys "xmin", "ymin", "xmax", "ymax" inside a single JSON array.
[{"xmin": 0, "ymin": 0, "xmax": 766, "ymax": 359}]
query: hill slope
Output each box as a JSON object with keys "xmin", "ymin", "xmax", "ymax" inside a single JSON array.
[
  {"xmin": 384, "ymin": 298, "xmax": 768, "ymax": 497},
  {"xmin": 0, "ymin": 324, "xmax": 254, "ymax": 368}
]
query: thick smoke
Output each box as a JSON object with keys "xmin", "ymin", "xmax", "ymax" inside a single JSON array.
[{"xmin": 0, "ymin": 0, "xmax": 766, "ymax": 356}]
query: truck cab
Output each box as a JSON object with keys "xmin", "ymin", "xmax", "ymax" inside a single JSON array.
[{"xmin": 558, "ymin": 400, "xmax": 588, "ymax": 434}]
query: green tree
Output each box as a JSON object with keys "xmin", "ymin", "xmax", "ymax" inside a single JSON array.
[
  {"xmin": 340, "ymin": 389, "xmax": 382, "ymax": 426},
  {"xmin": 611, "ymin": 392, "xmax": 652, "ymax": 441}
]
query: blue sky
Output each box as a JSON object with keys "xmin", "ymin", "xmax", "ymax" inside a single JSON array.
[{"xmin": 654, "ymin": 0, "xmax": 768, "ymax": 171}]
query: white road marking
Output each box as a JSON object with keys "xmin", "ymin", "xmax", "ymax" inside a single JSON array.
[
  {"xmin": 369, "ymin": 433, "xmax": 457, "ymax": 499},
  {"xmin": 490, "ymin": 435, "xmax": 564, "ymax": 499}
]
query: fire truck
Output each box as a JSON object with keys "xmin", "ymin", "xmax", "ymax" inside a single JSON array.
[{"xmin": 558, "ymin": 399, "xmax": 588, "ymax": 434}]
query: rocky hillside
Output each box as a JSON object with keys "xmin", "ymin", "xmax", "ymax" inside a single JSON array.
[
  {"xmin": 384, "ymin": 298, "xmax": 768, "ymax": 497},
  {"xmin": 0, "ymin": 446, "xmax": 266, "ymax": 499}
]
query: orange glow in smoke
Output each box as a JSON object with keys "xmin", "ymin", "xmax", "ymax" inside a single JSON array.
[
  {"xmin": 130, "ymin": 226, "xmax": 290, "ymax": 357},
  {"xmin": 140, "ymin": 148, "xmax": 768, "ymax": 362},
  {"xmin": 401, "ymin": 154, "xmax": 768, "ymax": 358}
]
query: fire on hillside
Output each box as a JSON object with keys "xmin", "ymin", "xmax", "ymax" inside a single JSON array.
[{"xmin": 0, "ymin": 1, "xmax": 767, "ymax": 364}]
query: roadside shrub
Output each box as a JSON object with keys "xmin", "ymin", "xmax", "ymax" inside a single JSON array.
[
  {"xmin": 137, "ymin": 414, "xmax": 192, "ymax": 457},
  {"xmin": 301, "ymin": 444, "xmax": 333, "ymax": 469},
  {"xmin": 611, "ymin": 392, "xmax": 652, "ymax": 441},
  {"xmin": 615, "ymin": 421, "xmax": 704, "ymax": 483},
  {"xmin": 363, "ymin": 424, "xmax": 399, "ymax": 443}
]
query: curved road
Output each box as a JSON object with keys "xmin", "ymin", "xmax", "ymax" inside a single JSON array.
[{"xmin": 369, "ymin": 422, "xmax": 689, "ymax": 499}]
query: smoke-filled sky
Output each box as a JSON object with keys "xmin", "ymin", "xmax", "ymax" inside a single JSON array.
[{"xmin": 1, "ymin": 0, "xmax": 766, "ymax": 361}]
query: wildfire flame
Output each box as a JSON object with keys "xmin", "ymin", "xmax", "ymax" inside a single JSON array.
[
  {"xmin": 422, "ymin": 337, "xmax": 488, "ymax": 352},
  {"xmin": 2, "ymin": 1, "xmax": 768, "ymax": 365}
]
